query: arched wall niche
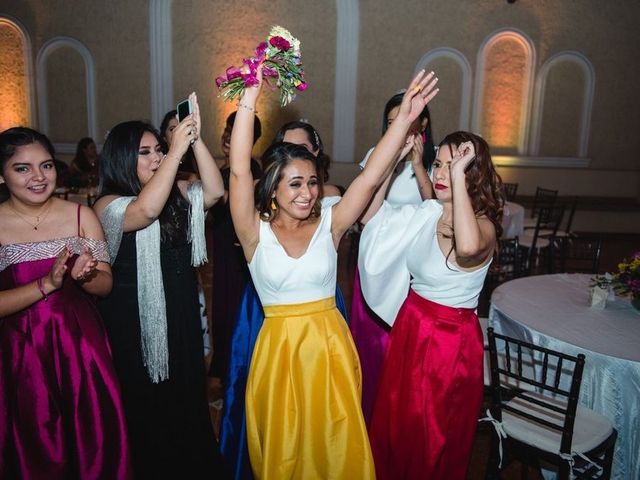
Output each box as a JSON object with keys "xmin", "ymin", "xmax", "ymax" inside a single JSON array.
[
  {"xmin": 36, "ymin": 36, "xmax": 97, "ymax": 153},
  {"xmin": 530, "ymin": 51, "xmax": 595, "ymax": 159},
  {"xmin": 472, "ymin": 28, "xmax": 535, "ymax": 156},
  {"xmin": 0, "ymin": 15, "xmax": 34, "ymax": 130},
  {"xmin": 415, "ymin": 47, "xmax": 472, "ymax": 135}
]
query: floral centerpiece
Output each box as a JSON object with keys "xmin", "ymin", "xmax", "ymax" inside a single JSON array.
[
  {"xmin": 592, "ymin": 251, "xmax": 640, "ymax": 310},
  {"xmin": 215, "ymin": 26, "xmax": 307, "ymax": 107},
  {"xmin": 612, "ymin": 251, "xmax": 640, "ymax": 309}
]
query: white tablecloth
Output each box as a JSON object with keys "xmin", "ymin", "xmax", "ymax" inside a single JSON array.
[
  {"xmin": 502, "ymin": 201, "xmax": 524, "ymax": 238},
  {"xmin": 489, "ymin": 274, "xmax": 640, "ymax": 479}
]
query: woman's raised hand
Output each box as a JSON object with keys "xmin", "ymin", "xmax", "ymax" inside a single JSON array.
[
  {"xmin": 190, "ymin": 92, "xmax": 202, "ymax": 142},
  {"xmin": 168, "ymin": 111, "xmax": 197, "ymax": 159},
  {"xmin": 409, "ymin": 134, "xmax": 424, "ymax": 167},
  {"xmin": 398, "ymin": 70, "xmax": 439, "ymax": 124},
  {"xmin": 239, "ymin": 64, "xmax": 264, "ymax": 107}
]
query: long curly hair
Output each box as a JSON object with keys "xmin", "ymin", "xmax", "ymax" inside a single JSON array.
[
  {"xmin": 439, "ymin": 131, "xmax": 504, "ymax": 254},
  {"xmin": 256, "ymin": 142, "xmax": 322, "ymax": 222}
]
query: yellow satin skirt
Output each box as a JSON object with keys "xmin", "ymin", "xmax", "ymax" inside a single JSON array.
[{"xmin": 245, "ymin": 297, "xmax": 375, "ymax": 479}]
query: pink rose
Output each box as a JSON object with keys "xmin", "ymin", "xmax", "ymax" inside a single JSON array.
[
  {"xmin": 226, "ymin": 66, "xmax": 242, "ymax": 80},
  {"xmin": 295, "ymin": 81, "xmax": 308, "ymax": 92},
  {"xmin": 263, "ymin": 65, "xmax": 278, "ymax": 78},
  {"xmin": 255, "ymin": 42, "xmax": 268, "ymax": 59},
  {"xmin": 269, "ymin": 36, "xmax": 291, "ymax": 51},
  {"xmin": 215, "ymin": 75, "xmax": 227, "ymax": 88},
  {"xmin": 242, "ymin": 73, "xmax": 259, "ymax": 87}
]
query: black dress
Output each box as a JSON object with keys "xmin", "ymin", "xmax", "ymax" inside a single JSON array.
[
  {"xmin": 99, "ymin": 231, "xmax": 224, "ymax": 479},
  {"xmin": 209, "ymin": 160, "xmax": 262, "ymax": 383}
]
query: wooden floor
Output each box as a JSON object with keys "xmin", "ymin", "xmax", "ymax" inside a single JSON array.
[{"xmin": 200, "ymin": 229, "xmax": 639, "ymax": 478}]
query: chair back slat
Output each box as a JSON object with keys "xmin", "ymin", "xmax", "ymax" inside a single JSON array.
[
  {"xmin": 554, "ymin": 357, "xmax": 563, "ymax": 389},
  {"xmin": 502, "ymin": 182, "xmax": 519, "ymax": 201},
  {"xmin": 530, "ymin": 186, "xmax": 559, "ymax": 218},
  {"xmin": 556, "ymin": 235, "xmax": 603, "ymax": 274},
  {"xmin": 542, "ymin": 351, "xmax": 549, "ymax": 384}
]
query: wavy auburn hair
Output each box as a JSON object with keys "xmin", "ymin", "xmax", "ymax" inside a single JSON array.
[
  {"xmin": 439, "ymin": 131, "xmax": 504, "ymax": 240},
  {"xmin": 256, "ymin": 142, "xmax": 322, "ymax": 222}
]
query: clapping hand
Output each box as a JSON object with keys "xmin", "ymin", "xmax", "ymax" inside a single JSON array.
[
  {"xmin": 71, "ymin": 247, "xmax": 98, "ymax": 282},
  {"xmin": 44, "ymin": 248, "xmax": 70, "ymax": 292}
]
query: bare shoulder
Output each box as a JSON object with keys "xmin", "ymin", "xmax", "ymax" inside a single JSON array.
[
  {"xmin": 92, "ymin": 195, "xmax": 121, "ymax": 217},
  {"xmin": 323, "ymin": 184, "xmax": 343, "ymax": 197}
]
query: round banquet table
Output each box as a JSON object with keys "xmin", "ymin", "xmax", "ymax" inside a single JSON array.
[
  {"xmin": 489, "ymin": 273, "xmax": 640, "ymax": 479},
  {"xmin": 501, "ymin": 201, "xmax": 525, "ymax": 238}
]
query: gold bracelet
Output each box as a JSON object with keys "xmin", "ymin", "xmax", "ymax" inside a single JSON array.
[{"xmin": 237, "ymin": 103, "xmax": 256, "ymax": 112}]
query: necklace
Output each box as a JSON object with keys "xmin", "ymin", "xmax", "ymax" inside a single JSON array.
[{"xmin": 6, "ymin": 199, "xmax": 54, "ymax": 230}]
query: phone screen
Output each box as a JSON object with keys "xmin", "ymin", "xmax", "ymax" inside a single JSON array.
[{"xmin": 177, "ymin": 99, "xmax": 191, "ymax": 122}]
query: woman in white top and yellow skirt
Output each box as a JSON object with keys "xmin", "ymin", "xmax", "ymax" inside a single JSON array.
[{"xmin": 228, "ymin": 66, "xmax": 438, "ymax": 479}]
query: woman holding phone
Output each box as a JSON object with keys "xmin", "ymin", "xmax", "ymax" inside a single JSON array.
[{"xmin": 94, "ymin": 93, "xmax": 226, "ymax": 478}]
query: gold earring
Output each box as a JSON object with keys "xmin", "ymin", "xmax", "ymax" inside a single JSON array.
[{"xmin": 270, "ymin": 199, "xmax": 277, "ymax": 211}]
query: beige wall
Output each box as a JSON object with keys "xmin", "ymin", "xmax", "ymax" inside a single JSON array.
[{"xmin": 1, "ymin": 0, "xmax": 639, "ymax": 229}]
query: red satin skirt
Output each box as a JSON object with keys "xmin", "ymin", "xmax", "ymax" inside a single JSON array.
[{"xmin": 369, "ymin": 289, "xmax": 484, "ymax": 480}]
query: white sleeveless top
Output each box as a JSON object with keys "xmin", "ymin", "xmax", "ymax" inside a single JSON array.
[
  {"xmin": 406, "ymin": 208, "xmax": 491, "ymax": 308},
  {"xmin": 358, "ymin": 199, "xmax": 492, "ymax": 325},
  {"xmin": 248, "ymin": 197, "xmax": 340, "ymax": 306}
]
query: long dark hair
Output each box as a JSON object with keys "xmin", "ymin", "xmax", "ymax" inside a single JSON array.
[
  {"xmin": 99, "ymin": 120, "xmax": 189, "ymax": 243},
  {"xmin": 273, "ymin": 121, "xmax": 331, "ymax": 182},
  {"xmin": 71, "ymin": 137, "xmax": 96, "ymax": 172},
  {"xmin": 0, "ymin": 127, "xmax": 56, "ymax": 202},
  {"xmin": 256, "ymin": 142, "xmax": 322, "ymax": 221},
  {"xmin": 383, "ymin": 92, "xmax": 436, "ymax": 171},
  {"xmin": 438, "ymin": 131, "xmax": 504, "ymax": 264}
]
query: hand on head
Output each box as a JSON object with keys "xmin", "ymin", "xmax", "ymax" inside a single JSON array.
[{"xmin": 450, "ymin": 141, "xmax": 476, "ymax": 178}]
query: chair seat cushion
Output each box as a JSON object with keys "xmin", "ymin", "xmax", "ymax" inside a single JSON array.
[
  {"xmin": 503, "ymin": 391, "xmax": 613, "ymax": 454},
  {"xmin": 518, "ymin": 233, "xmax": 550, "ymax": 249}
]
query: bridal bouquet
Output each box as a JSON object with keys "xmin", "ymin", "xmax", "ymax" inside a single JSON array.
[{"xmin": 215, "ymin": 26, "xmax": 307, "ymax": 107}]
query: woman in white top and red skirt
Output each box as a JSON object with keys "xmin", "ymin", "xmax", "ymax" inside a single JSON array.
[{"xmin": 359, "ymin": 131, "xmax": 504, "ymax": 479}]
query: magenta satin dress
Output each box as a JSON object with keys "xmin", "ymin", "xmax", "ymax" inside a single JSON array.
[
  {"xmin": 349, "ymin": 268, "xmax": 390, "ymax": 424},
  {"xmin": 0, "ymin": 231, "xmax": 132, "ymax": 478},
  {"xmin": 369, "ymin": 290, "xmax": 484, "ymax": 480}
]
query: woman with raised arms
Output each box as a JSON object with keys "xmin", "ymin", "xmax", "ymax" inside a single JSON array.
[{"xmin": 229, "ymin": 67, "xmax": 438, "ymax": 478}]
